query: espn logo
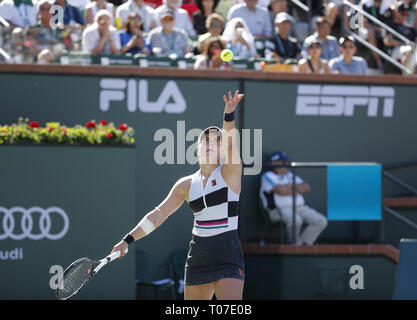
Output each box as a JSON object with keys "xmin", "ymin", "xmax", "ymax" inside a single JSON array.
[{"xmin": 295, "ymin": 85, "xmax": 395, "ymax": 118}]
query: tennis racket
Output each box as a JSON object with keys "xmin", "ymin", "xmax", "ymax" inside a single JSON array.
[{"xmin": 56, "ymin": 249, "xmax": 127, "ymax": 300}]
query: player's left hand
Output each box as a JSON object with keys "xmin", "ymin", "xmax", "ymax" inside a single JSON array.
[{"xmin": 223, "ymin": 90, "xmax": 245, "ymax": 114}]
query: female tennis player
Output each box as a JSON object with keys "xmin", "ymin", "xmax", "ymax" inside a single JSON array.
[{"xmin": 111, "ymin": 90, "xmax": 245, "ymax": 300}]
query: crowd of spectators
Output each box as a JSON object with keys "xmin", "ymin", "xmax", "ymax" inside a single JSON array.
[{"xmin": 1, "ymin": 0, "xmax": 416, "ymax": 74}]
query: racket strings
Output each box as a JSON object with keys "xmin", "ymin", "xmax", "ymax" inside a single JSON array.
[{"xmin": 56, "ymin": 258, "xmax": 93, "ymax": 300}]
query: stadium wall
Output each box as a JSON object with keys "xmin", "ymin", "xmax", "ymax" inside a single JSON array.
[{"xmin": 0, "ymin": 65, "xmax": 416, "ymax": 298}]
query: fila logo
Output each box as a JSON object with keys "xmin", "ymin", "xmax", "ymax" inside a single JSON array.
[
  {"xmin": 296, "ymin": 85, "xmax": 395, "ymax": 118},
  {"xmin": 99, "ymin": 79, "xmax": 187, "ymax": 113}
]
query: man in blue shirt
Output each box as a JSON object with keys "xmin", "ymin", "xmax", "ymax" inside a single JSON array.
[{"xmin": 329, "ymin": 35, "xmax": 369, "ymax": 75}]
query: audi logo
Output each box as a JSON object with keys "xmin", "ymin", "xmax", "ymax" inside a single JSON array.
[{"xmin": 0, "ymin": 206, "xmax": 69, "ymax": 240}]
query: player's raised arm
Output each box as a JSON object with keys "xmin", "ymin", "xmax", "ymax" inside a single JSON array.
[
  {"xmin": 221, "ymin": 90, "xmax": 245, "ymax": 172},
  {"xmin": 111, "ymin": 177, "xmax": 189, "ymax": 256}
]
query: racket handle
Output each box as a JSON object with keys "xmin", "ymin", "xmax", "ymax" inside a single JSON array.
[{"xmin": 106, "ymin": 248, "xmax": 128, "ymax": 262}]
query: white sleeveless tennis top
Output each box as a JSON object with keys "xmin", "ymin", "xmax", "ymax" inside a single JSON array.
[{"xmin": 188, "ymin": 164, "xmax": 240, "ymax": 237}]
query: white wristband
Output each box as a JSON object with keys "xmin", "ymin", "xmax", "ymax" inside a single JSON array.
[{"xmin": 139, "ymin": 217, "xmax": 156, "ymax": 235}]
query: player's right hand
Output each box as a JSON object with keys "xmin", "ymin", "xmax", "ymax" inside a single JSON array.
[{"xmin": 111, "ymin": 240, "xmax": 129, "ymax": 258}]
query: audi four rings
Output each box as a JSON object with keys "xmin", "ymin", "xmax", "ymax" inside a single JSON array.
[{"xmin": 0, "ymin": 207, "xmax": 69, "ymax": 240}]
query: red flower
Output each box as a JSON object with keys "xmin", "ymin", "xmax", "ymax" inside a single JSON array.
[
  {"xmin": 29, "ymin": 121, "xmax": 40, "ymax": 128},
  {"xmin": 61, "ymin": 128, "xmax": 68, "ymax": 134},
  {"xmin": 99, "ymin": 120, "xmax": 107, "ymax": 125},
  {"xmin": 106, "ymin": 132, "xmax": 114, "ymax": 139},
  {"xmin": 86, "ymin": 121, "xmax": 96, "ymax": 129},
  {"xmin": 46, "ymin": 126, "xmax": 53, "ymax": 132},
  {"xmin": 118, "ymin": 123, "xmax": 128, "ymax": 131}
]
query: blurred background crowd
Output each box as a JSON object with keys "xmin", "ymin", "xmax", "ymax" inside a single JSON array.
[{"xmin": 0, "ymin": 0, "xmax": 416, "ymax": 74}]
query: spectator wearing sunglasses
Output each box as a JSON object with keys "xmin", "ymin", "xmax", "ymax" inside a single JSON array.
[
  {"xmin": 329, "ymin": 35, "xmax": 369, "ymax": 75},
  {"xmin": 197, "ymin": 12, "xmax": 225, "ymax": 53},
  {"xmin": 120, "ymin": 12, "xmax": 149, "ymax": 55}
]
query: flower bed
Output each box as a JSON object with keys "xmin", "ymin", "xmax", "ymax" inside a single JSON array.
[{"xmin": 0, "ymin": 118, "xmax": 135, "ymax": 145}]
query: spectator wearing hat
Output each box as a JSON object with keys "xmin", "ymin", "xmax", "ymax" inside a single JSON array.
[
  {"xmin": 329, "ymin": 35, "xmax": 369, "ymax": 74},
  {"xmin": 259, "ymin": 150, "xmax": 328, "ymax": 245},
  {"xmin": 303, "ymin": 16, "xmax": 339, "ymax": 61},
  {"xmin": 153, "ymin": 0, "xmax": 197, "ymax": 37},
  {"xmin": 116, "ymin": 0, "xmax": 155, "ymax": 32},
  {"xmin": 147, "ymin": 10, "xmax": 192, "ymax": 57},
  {"xmin": 383, "ymin": 1, "xmax": 417, "ymax": 73},
  {"xmin": 192, "ymin": 0, "xmax": 220, "ymax": 35},
  {"xmin": 120, "ymin": 12, "xmax": 149, "ymax": 55},
  {"xmin": 227, "ymin": 0, "xmax": 273, "ymax": 39},
  {"xmin": 0, "ymin": 0, "xmax": 37, "ymax": 27},
  {"xmin": 268, "ymin": 0, "xmax": 287, "ymax": 31},
  {"xmin": 298, "ymin": 37, "xmax": 330, "ymax": 73},
  {"xmin": 82, "ymin": 9, "xmax": 121, "ymax": 54},
  {"xmin": 264, "ymin": 12, "xmax": 301, "ymax": 60}
]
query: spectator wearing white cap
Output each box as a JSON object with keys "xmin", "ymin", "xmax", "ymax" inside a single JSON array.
[
  {"xmin": 227, "ymin": 0, "xmax": 272, "ymax": 39},
  {"xmin": 147, "ymin": 10, "xmax": 192, "ymax": 57},
  {"xmin": 82, "ymin": 9, "xmax": 121, "ymax": 54},
  {"xmin": 329, "ymin": 35, "xmax": 369, "ymax": 74},
  {"xmin": 264, "ymin": 12, "xmax": 301, "ymax": 60},
  {"xmin": 153, "ymin": 0, "xmax": 196, "ymax": 37},
  {"xmin": 298, "ymin": 37, "xmax": 330, "ymax": 73},
  {"xmin": 0, "ymin": 0, "xmax": 37, "ymax": 27}
]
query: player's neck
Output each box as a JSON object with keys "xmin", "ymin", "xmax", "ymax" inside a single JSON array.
[{"xmin": 200, "ymin": 163, "xmax": 218, "ymax": 178}]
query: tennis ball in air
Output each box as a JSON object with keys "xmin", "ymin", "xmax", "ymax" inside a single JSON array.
[{"xmin": 221, "ymin": 49, "xmax": 233, "ymax": 62}]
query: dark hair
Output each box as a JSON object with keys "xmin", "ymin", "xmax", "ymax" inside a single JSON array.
[
  {"xmin": 203, "ymin": 36, "xmax": 226, "ymax": 60},
  {"xmin": 195, "ymin": 0, "xmax": 220, "ymax": 14},
  {"xmin": 125, "ymin": 12, "xmax": 143, "ymax": 35}
]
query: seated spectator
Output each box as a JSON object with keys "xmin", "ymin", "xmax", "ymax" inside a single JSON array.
[
  {"xmin": 222, "ymin": 17, "xmax": 257, "ymax": 58},
  {"xmin": 383, "ymin": 1, "xmax": 417, "ymax": 73},
  {"xmin": 329, "ymin": 35, "xmax": 369, "ymax": 74},
  {"xmin": 153, "ymin": 0, "xmax": 197, "ymax": 37},
  {"xmin": 265, "ymin": 12, "xmax": 301, "ymax": 61},
  {"xmin": 85, "ymin": 0, "xmax": 116, "ymax": 26},
  {"xmin": 197, "ymin": 12, "xmax": 225, "ymax": 53},
  {"xmin": 147, "ymin": 11, "xmax": 192, "ymax": 57},
  {"xmin": 298, "ymin": 37, "xmax": 330, "ymax": 73},
  {"xmin": 358, "ymin": 0, "xmax": 388, "ymax": 70},
  {"xmin": 0, "ymin": 0, "xmax": 37, "ymax": 27},
  {"xmin": 268, "ymin": 0, "xmax": 287, "ymax": 34},
  {"xmin": 54, "ymin": 0, "xmax": 85, "ymax": 28},
  {"xmin": 215, "ymin": 0, "xmax": 234, "ymax": 19},
  {"xmin": 116, "ymin": 0, "xmax": 155, "ymax": 32},
  {"xmin": 120, "ymin": 12, "xmax": 150, "ymax": 55},
  {"xmin": 288, "ymin": 0, "xmax": 324, "ymax": 40},
  {"xmin": 67, "ymin": 0, "xmax": 90, "ymax": 13},
  {"xmin": 194, "ymin": 36, "xmax": 230, "ymax": 68},
  {"xmin": 192, "ymin": 0, "xmax": 220, "ymax": 35},
  {"xmin": 227, "ymin": 0, "xmax": 272, "ymax": 39},
  {"xmin": 35, "ymin": 0, "xmax": 74, "ymax": 63},
  {"xmin": 303, "ymin": 16, "xmax": 339, "ymax": 61},
  {"xmin": 82, "ymin": 9, "xmax": 121, "ymax": 54},
  {"xmin": 259, "ymin": 150, "xmax": 328, "ymax": 245},
  {"xmin": 324, "ymin": 0, "xmax": 350, "ymax": 35}
]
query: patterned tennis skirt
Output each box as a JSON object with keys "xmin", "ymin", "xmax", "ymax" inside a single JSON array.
[{"xmin": 184, "ymin": 230, "xmax": 245, "ymax": 286}]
